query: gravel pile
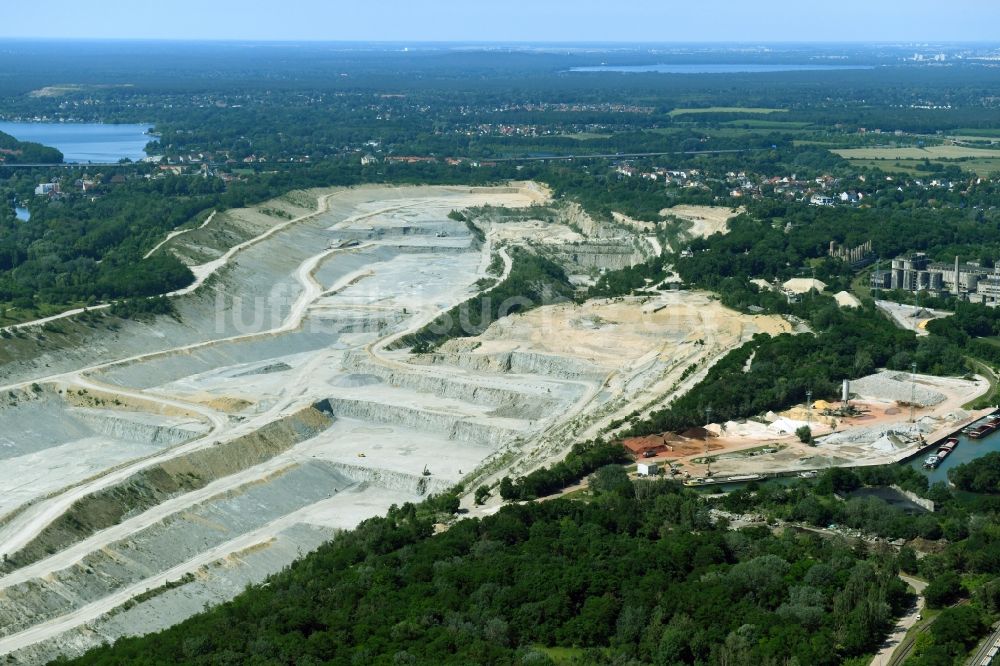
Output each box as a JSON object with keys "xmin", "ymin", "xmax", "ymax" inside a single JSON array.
[
  {"xmin": 851, "ymin": 371, "xmax": 945, "ymax": 407},
  {"xmin": 822, "ymin": 422, "xmax": 927, "ymax": 446}
]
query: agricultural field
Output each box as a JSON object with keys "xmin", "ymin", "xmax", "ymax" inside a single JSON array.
[
  {"xmin": 833, "ymin": 145, "xmax": 1000, "ymax": 160},
  {"xmin": 667, "ymin": 106, "xmax": 787, "ymax": 117},
  {"xmin": 846, "ymin": 157, "xmax": 1000, "ymax": 177},
  {"xmin": 719, "ymin": 119, "xmax": 813, "ymax": 129},
  {"xmin": 561, "ymin": 132, "xmax": 613, "ymax": 140}
]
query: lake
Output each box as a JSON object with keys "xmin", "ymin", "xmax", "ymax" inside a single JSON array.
[
  {"xmin": 570, "ymin": 64, "xmax": 875, "ymax": 74},
  {"xmin": 0, "ymin": 121, "xmax": 153, "ymax": 163}
]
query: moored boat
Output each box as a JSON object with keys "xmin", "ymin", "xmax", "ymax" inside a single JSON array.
[
  {"xmin": 937, "ymin": 438, "xmax": 958, "ymax": 459},
  {"xmin": 969, "ymin": 422, "xmax": 998, "ymax": 439}
]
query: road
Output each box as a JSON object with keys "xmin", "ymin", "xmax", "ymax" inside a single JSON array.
[
  {"xmin": 143, "ymin": 210, "xmax": 216, "ymax": 259},
  {"xmin": 0, "ymin": 184, "xmax": 672, "ymax": 654},
  {"xmin": 875, "ymin": 299, "xmax": 952, "ymax": 338},
  {"xmin": 0, "ymin": 147, "xmax": 769, "ymax": 171},
  {"xmin": 0, "ymin": 232, "xmax": 380, "ymax": 560},
  {"xmin": 871, "ymin": 574, "xmax": 927, "ymax": 666},
  {"xmin": 0, "ymin": 195, "xmax": 472, "ymax": 553},
  {"xmin": 0, "ymin": 194, "xmax": 382, "ymax": 553}
]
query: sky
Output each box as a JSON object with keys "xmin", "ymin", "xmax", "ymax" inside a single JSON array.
[{"xmin": 2, "ymin": 0, "xmax": 999, "ymax": 43}]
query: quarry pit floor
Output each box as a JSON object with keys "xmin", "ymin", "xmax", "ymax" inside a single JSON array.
[{"xmin": 0, "ymin": 185, "xmax": 780, "ymax": 661}]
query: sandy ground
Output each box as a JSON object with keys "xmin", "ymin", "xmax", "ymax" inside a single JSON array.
[
  {"xmin": 467, "ymin": 292, "xmax": 788, "ymax": 370},
  {"xmin": 660, "ymin": 205, "xmax": 741, "ymax": 239},
  {"xmin": 876, "ymin": 300, "xmax": 952, "ymax": 337},
  {"xmin": 453, "ymin": 290, "xmax": 792, "ymax": 491}
]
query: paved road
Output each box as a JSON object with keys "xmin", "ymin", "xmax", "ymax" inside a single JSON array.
[{"xmin": 871, "ymin": 574, "xmax": 928, "ymax": 666}]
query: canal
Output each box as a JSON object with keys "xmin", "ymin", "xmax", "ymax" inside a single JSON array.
[{"xmin": 906, "ymin": 415, "xmax": 1000, "ymax": 484}]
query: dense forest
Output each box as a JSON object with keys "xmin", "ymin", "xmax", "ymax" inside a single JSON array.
[
  {"xmin": 6, "ymin": 41, "xmax": 1000, "ymax": 320},
  {"xmin": 0, "ymin": 130, "xmax": 62, "ymax": 164},
  {"xmin": 949, "ymin": 453, "xmax": 1000, "ymax": 494},
  {"xmin": 61, "ymin": 457, "xmax": 1000, "ymax": 666},
  {"xmin": 61, "ymin": 476, "xmax": 914, "ymax": 666}
]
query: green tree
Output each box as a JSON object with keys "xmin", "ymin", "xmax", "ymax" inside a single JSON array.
[
  {"xmin": 588, "ymin": 465, "xmax": 632, "ymax": 497},
  {"xmin": 474, "ymin": 485, "xmax": 490, "ymax": 505},
  {"xmin": 923, "ymin": 571, "xmax": 962, "ymax": 609}
]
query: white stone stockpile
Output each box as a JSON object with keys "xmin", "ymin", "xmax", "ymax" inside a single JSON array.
[{"xmin": 851, "ymin": 371, "xmax": 946, "ymax": 407}]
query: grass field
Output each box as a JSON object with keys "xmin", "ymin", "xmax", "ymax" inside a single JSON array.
[
  {"xmin": 953, "ymin": 128, "xmax": 1000, "ymax": 137},
  {"xmin": 846, "ymin": 157, "xmax": 1000, "ymax": 177},
  {"xmin": 946, "ymin": 135, "xmax": 1000, "ymax": 145},
  {"xmin": 720, "ymin": 119, "xmax": 811, "ymax": 129},
  {"xmin": 833, "ymin": 145, "xmax": 1000, "ymax": 160},
  {"xmin": 845, "ymin": 159, "xmax": 928, "ymax": 176},
  {"xmin": 535, "ymin": 646, "xmax": 591, "ymax": 664},
  {"xmin": 668, "ymin": 106, "xmax": 786, "ymax": 117},
  {"xmin": 561, "ymin": 132, "xmax": 613, "ymax": 140},
  {"xmin": 686, "ymin": 127, "xmax": 812, "ymax": 140},
  {"xmin": 851, "ymin": 271, "xmax": 872, "ymax": 301}
]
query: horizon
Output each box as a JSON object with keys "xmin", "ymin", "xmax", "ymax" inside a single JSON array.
[
  {"xmin": 4, "ymin": 0, "xmax": 1000, "ymax": 43},
  {"xmin": 1, "ymin": 38, "xmax": 1000, "ymax": 45}
]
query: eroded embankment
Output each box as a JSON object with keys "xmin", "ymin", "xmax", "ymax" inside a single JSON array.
[
  {"xmin": 410, "ymin": 348, "xmax": 607, "ymax": 382},
  {"xmin": 72, "ymin": 409, "xmax": 207, "ymax": 447},
  {"xmin": 0, "ymin": 461, "xmax": 352, "ymax": 641},
  {"xmin": 341, "ymin": 351, "xmax": 568, "ymax": 420},
  {"xmin": 329, "ymin": 463, "xmax": 452, "ymax": 496},
  {"xmin": 1, "ymin": 403, "xmax": 333, "ymax": 572},
  {"xmin": 324, "ymin": 397, "xmax": 522, "ymax": 448}
]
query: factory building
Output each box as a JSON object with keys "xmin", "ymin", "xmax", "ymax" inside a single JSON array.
[{"xmin": 888, "ymin": 252, "xmax": 1000, "ymax": 305}]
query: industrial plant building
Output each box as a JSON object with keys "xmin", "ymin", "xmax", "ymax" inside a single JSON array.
[{"xmin": 876, "ymin": 252, "xmax": 1000, "ymax": 305}]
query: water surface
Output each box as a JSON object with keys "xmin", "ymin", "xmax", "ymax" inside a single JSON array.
[
  {"xmin": 570, "ymin": 64, "xmax": 875, "ymax": 74},
  {"xmin": 907, "ymin": 417, "xmax": 1000, "ymax": 484},
  {"xmin": 0, "ymin": 121, "xmax": 152, "ymax": 163}
]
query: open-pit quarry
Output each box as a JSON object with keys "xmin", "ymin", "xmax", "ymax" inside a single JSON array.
[{"xmin": 0, "ymin": 184, "xmax": 777, "ymax": 662}]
